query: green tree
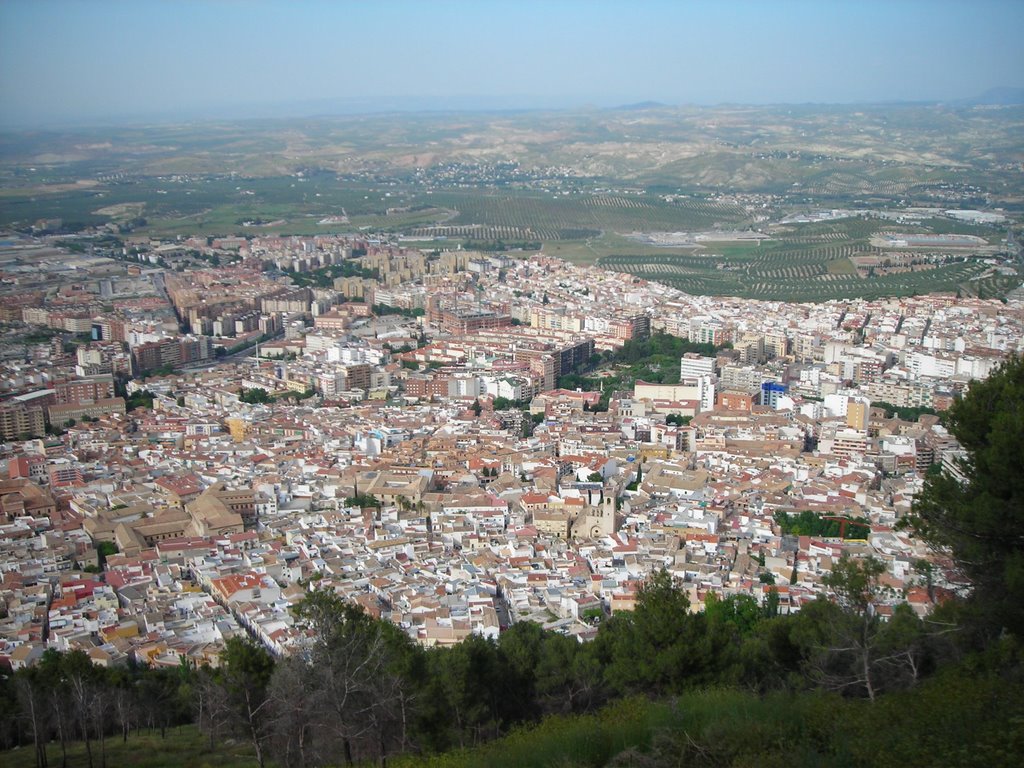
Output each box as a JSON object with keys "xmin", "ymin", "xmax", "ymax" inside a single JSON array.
[
  {"xmin": 239, "ymin": 387, "xmax": 273, "ymax": 404},
  {"xmin": 596, "ymin": 569, "xmax": 711, "ymax": 695},
  {"xmin": 626, "ymin": 462, "xmax": 642, "ymax": 491},
  {"xmin": 345, "ymin": 493, "xmax": 381, "ymax": 510},
  {"xmin": 14, "ymin": 665, "xmax": 53, "ymax": 768},
  {"xmin": 60, "ymin": 649, "xmax": 106, "ymax": 768},
  {"xmin": 424, "ymin": 634, "xmax": 508, "ymax": 749},
  {"xmin": 495, "ymin": 622, "xmax": 544, "ymax": 722},
  {"xmin": 36, "ymin": 649, "xmax": 75, "ymax": 765},
  {"xmin": 705, "ymin": 592, "xmax": 762, "ymax": 637},
  {"xmin": 125, "ymin": 389, "xmax": 156, "ymax": 411},
  {"xmin": 265, "ymin": 656, "xmax": 319, "ymax": 766},
  {"xmin": 286, "ymin": 590, "xmax": 423, "ymax": 765},
  {"xmin": 803, "ymin": 555, "xmax": 928, "ymax": 701},
  {"xmin": 904, "ymin": 355, "xmax": 1024, "ymax": 639},
  {"xmin": 221, "ymin": 637, "xmax": 275, "ymax": 768},
  {"xmin": 535, "ymin": 632, "xmax": 603, "ymax": 714},
  {"xmin": 96, "ymin": 541, "xmax": 117, "ymax": 570},
  {"xmin": 825, "ymin": 554, "xmax": 886, "ymax": 616}
]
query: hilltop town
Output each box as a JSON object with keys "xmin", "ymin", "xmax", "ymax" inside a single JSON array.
[{"xmin": 0, "ymin": 230, "xmax": 1022, "ymax": 670}]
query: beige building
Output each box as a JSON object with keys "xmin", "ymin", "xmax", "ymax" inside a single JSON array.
[
  {"xmin": 525, "ymin": 493, "xmax": 618, "ymax": 540},
  {"xmin": 356, "ymin": 470, "xmax": 430, "ymax": 507},
  {"xmin": 185, "ymin": 486, "xmax": 246, "ymax": 537},
  {"xmin": 846, "ymin": 398, "xmax": 871, "ymax": 432},
  {"xmin": 0, "ymin": 480, "xmax": 57, "ymax": 522},
  {"xmin": 0, "ymin": 402, "xmax": 46, "ymax": 440},
  {"xmin": 47, "ymin": 397, "xmax": 126, "ymax": 427}
]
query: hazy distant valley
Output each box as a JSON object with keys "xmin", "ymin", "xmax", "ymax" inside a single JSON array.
[{"xmin": 2, "ymin": 102, "xmax": 1021, "ymax": 301}]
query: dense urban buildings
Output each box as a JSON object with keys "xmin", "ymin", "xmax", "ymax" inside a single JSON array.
[{"xmin": 0, "ymin": 229, "xmax": 1020, "ymax": 672}]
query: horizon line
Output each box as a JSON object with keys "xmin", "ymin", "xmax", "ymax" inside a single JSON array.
[{"xmin": 3, "ymin": 88, "xmax": 1023, "ymax": 132}]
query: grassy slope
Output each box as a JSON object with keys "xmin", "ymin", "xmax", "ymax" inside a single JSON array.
[
  {"xmin": 394, "ymin": 662, "xmax": 1024, "ymax": 768},
  {"xmin": 0, "ymin": 725, "xmax": 257, "ymax": 768}
]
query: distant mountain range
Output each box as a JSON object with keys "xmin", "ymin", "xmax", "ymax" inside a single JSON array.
[
  {"xmin": 964, "ymin": 87, "xmax": 1024, "ymax": 105},
  {"xmin": 608, "ymin": 101, "xmax": 671, "ymax": 111},
  {"xmin": 604, "ymin": 90, "xmax": 1024, "ymax": 114},
  {"xmin": 5, "ymin": 88, "xmax": 1023, "ymax": 131}
]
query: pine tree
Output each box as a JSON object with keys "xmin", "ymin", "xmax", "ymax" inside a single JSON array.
[{"xmin": 904, "ymin": 356, "xmax": 1024, "ymax": 639}]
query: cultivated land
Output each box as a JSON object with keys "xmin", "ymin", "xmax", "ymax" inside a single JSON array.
[{"xmin": 1, "ymin": 103, "xmax": 1021, "ymax": 300}]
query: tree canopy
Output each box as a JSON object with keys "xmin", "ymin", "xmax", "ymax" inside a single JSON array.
[
  {"xmin": 238, "ymin": 386, "xmax": 273, "ymax": 404},
  {"xmin": 905, "ymin": 355, "xmax": 1024, "ymax": 638}
]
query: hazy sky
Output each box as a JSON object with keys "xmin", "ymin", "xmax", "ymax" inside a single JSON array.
[{"xmin": 2, "ymin": 0, "xmax": 1022, "ymax": 127}]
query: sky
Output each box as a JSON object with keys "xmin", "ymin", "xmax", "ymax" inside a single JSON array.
[{"xmin": 1, "ymin": 0, "xmax": 1023, "ymax": 128}]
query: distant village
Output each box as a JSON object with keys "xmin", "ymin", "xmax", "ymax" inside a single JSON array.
[{"xmin": 1, "ymin": 230, "xmax": 1022, "ymax": 671}]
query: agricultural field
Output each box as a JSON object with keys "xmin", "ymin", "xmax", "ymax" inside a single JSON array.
[
  {"xmin": 598, "ymin": 215, "xmax": 1019, "ymax": 302},
  {"xmin": 0, "ymin": 173, "xmax": 392, "ymax": 235},
  {"xmin": 407, "ymin": 190, "xmax": 749, "ymax": 241},
  {"xmin": 0, "ymin": 174, "xmax": 753, "ymax": 241}
]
